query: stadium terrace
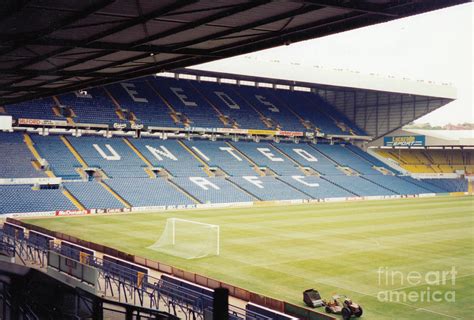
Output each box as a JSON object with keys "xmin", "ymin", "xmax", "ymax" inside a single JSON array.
[{"xmin": 0, "ymin": 1, "xmax": 472, "ymax": 320}]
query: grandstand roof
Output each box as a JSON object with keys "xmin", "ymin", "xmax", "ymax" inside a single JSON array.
[
  {"xmin": 0, "ymin": 0, "xmax": 468, "ymax": 106},
  {"xmin": 171, "ymin": 68, "xmax": 454, "ymax": 138}
]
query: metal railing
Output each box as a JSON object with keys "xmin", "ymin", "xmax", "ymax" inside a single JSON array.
[{"xmin": 0, "ymin": 228, "xmax": 273, "ymax": 320}]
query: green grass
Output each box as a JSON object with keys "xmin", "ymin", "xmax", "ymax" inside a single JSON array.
[{"xmin": 25, "ymin": 196, "xmax": 474, "ymax": 319}]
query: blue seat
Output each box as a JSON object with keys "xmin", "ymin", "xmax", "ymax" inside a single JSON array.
[
  {"xmin": 229, "ymin": 176, "xmax": 307, "ymax": 201},
  {"xmin": 272, "ymin": 142, "xmax": 342, "ymax": 175},
  {"xmin": 312, "ymin": 144, "xmax": 381, "ymax": 175},
  {"xmin": 68, "ymin": 136, "xmax": 148, "ymax": 178},
  {"xmin": 151, "ymin": 77, "xmax": 223, "ymax": 128},
  {"xmin": 0, "ymin": 185, "xmax": 76, "ymax": 214},
  {"xmin": 278, "ymin": 176, "xmax": 354, "ymax": 199},
  {"xmin": 106, "ymin": 78, "xmax": 177, "ymax": 127},
  {"xmin": 3, "ymin": 97, "xmax": 63, "ymax": 121},
  {"xmin": 322, "ymin": 175, "xmax": 395, "ymax": 197},
  {"xmin": 193, "ymin": 81, "xmax": 267, "ymax": 129},
  {"xmin": 230, "ymin": 141, "xmax": 302, "ymax": 176},
  {"xmin": 419, "ymin": 178, "xmax": 468, "ymax": 192},
  {"xmin": 130, "ymin": 138, "xmax": 206, "ymax": 177},
  {"xmin": 183, "ymin": 139, "xmax": 256, "ymax": 176},
  {"xmin": 105, "ymin": 177, "xmax": 195, "ymax": 207},
  {"xmin": 173, "ymin": 177, "xmax": 254, "ymax": 204},
  {"xmin": 57, "ymin": 87, "xmax": 124, "ymax": 125},
  {"xmin": 236, "ymin": 86, "xmax": 302, "ymax": 131},
  {"xmin": 64, "ymin": 181, "xmax": 124, "ymax": 209},
  {"xmin": 0, "ymin": 132, "xmax": 46, "ymax": 179},
  {"xmin": 32, "ymin": 134, "xmax": 82, "ymax": 179}
]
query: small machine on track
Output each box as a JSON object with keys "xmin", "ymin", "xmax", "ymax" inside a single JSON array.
[{"xmin": 323, "ymin": 294, "xmax": 363, "ymax": 320}]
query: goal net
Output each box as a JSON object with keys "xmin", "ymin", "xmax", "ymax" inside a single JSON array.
[{"xmin": 147, "ymin": 218, "xmax": 220, "ymax": 259}]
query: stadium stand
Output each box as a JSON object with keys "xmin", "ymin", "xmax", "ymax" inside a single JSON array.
[
  {"xmin": 3, "ymin": 75, "xmax": 367, "ymax": 135},
  {"xmin": 312, "ymin": 144, "xmax": 381, "ymax": 175},
  {"xmin": 362, "ymin": 175, "xmax": 432, "ymax": 195},
  {"xmin": 0, "ymin": 185, "xmax": 76, "ymax": 214},
  {"xmin": 272, "ymin": 142, "xmax": 343, "ymax": 175},
  {"xmin": 423, "ymin": 178, "xmax": 468, "ymax": 192},
  {"xmin": 0, "ymin": 132, "xmax": 468, "ymax": 214},
  {"xmin": 105, "ymin": 79, "xmax": 177, "ymax": 127},
  {"xmin": 0, "ymin": 76, "xmax": 469, "ymax": 214},
  {"xmin": 192, "ymin": 81, "xmax": 267, "ymax": 129},
  {"xmin": 322, "ymin": 175, "xmax": 396, "ymax": 196},
  {"xmin": 0, "ymin": 132, "xmax": 46, "ymax": 179},
  {"xmin": 182, "ymin": 140, "xmax": 256, "ymax": 176},
  {"xmin": 278, "ymin": 176, "xmax": 354, "ymax": 199},
  {"xmin": 312, "ymin": 94, "xmax": 366, "ymax": 136},
  {"xmin": 3, "ymin": 97, "xmax": 61, "ymax": 122},
  {"xmin": 173, "ymin": 177, "xmax": 254, "ymax": 203},
  {"xmin": 346, "ymin": 145, "xmax": 396, "ymax": 173},
  {"xmin": 56, "ymin": 88, "xmax": 124, "ymax": 125},
  {"xmin": 64, "ymin": 181, "xmax": 124, "ymax": 209},
  {"xmin": 104, "ymin": 178, "xmax": 194, "ymax": 207},
  {"xmin": 230, "ymin": 141, "xmax": 302, "ymax": 176},
  {"xmin": 31, "ymin": 135, "xmax": 82, "ymax": 180},
  {"xmin": 228, "ymin": 176, "xmax": 308, "ymax": 201},
  {"xmin": 68, "ymin": 136, "xmax": 148, "ymax": 178},
  {"xmin": 397, "ymin": 176, "xmax": 447, "ymax": 193},
  {"xmin": 375, "ymin": 148, "xmax": 474, "ymax": 174},
  {"xmin": 149, "ymin": 77, "xmax": 223, "ymax": 128},
  {"xmin": 129, "ymin": 138, "xmax": 207, "ymax": 177},
  {"xmin": 275, "ymin": 89, "xmax": 349, "ymax": 135},
  {"xmin": 235, "ymin": 85, "xmax": 302, "ymax": 131}
]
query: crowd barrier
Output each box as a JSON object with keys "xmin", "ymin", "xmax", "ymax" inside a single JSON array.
[{"xmin": 8, "ymin": 217, "xmax": 336, "ymax": 320}]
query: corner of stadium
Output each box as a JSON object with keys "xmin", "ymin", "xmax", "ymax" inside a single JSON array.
[{"xmin": 0, "ymin": 1, "xmax": 472, "ymax": 319}]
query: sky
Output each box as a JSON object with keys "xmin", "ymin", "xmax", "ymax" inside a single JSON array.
[{"xmin": 196, "ymin": 3, "xmax": 473, "ymax": 126}]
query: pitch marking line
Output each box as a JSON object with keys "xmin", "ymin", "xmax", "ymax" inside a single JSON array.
[{"xmin": 415, "ymin": 307, "xmax": 461, "ymax": 319}]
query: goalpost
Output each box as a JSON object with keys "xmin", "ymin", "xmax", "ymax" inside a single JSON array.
[{"xmin": 147, "ymin": 218, "xmax": 220, "ymax": 259}]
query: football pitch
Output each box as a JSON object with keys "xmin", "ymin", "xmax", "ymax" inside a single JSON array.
[{"xmin": 25, "ymin": 196, "xmax": 473, "ymax": 319}]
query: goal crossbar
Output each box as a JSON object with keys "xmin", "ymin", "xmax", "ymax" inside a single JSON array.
[{"xmin": 148, "ymin": 218, "xmax": 220, "ymax": 259}]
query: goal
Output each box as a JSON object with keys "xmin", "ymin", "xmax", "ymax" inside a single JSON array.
[{"xmin": 147, "ymin": 218, "xmax": 220, "ymax": 259}]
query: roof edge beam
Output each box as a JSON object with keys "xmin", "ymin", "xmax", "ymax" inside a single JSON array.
[{"xmin": 292, "ymin": 0, "xmax": 400, "ymax": 17}]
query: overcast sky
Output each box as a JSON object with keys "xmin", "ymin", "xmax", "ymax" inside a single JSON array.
[{"xmin": 197, "ymin": 3, "xmax": 473, "ymax": 126}]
